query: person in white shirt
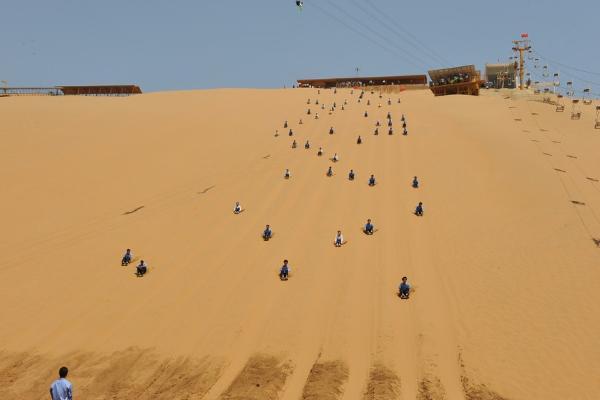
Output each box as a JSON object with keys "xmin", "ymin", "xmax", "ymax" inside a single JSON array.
[
  {"xmin": 50, "ymin": 366, "xmax": 72, "ymax": 400},
  {"xmin": 334, "ymin": 230, "xmax": 344, "ymax": 247},
  {"xmin": 233, "ymin": 202, "xmax": 242, "ymax": 214}
]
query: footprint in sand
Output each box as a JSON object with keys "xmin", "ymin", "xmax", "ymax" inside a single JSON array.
[
  {"xmin": 198, "ymin": 185, "xmax": 215, "ymax": 194},
  {"xmin": 552, "ymin": 141, "xmax": 562, "ymax": 144},
  {"xmin": 543, "ymin": 152, "xmax": 553, "ymax": 156},
  {"xmin": 571, "ymin": 200, "xmax": 586, "ymax": 206},
  {"xmin": 531, "ymin": 139, "xmax": 540, "ymax": 142},
  {"xmin": 514, "ymin": 118, "xmax": 522, "ymax": 122},
  {"xmin": 554, "ymin": 168, "xmax": 567, "ymax": 173},
  {"xmin": 567, "ymin": 155, "xmax": 578, "ymax": 159},
  {"xmin": 586, "ymin": 177, "xmax": 599, "ymax": 182},
  {"xmin": 262, "ymin": 154, "xmax": 271, "ymax": 159},
  {"xmin": 123, "ymin": 206, "xmax": 144, "ymax": 215}
]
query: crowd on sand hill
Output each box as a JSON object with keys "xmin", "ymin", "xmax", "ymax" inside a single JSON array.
[{"xmin": 53, "ymin": 88, "xmax": 424, "ymax": 398}]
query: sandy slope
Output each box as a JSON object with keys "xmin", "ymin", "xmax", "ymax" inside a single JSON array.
[{"xmin": 0, "ymin": 87, "xmax": 599, "ymax": 399}]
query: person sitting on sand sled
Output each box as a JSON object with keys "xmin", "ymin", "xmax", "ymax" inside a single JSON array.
[
  {"xmin": 317, "ymin": 147, "xmax": 323, "ymax": 156},
  {"xmin": 292, "ymin": 140, "xmax": 297, "ymax": 148},
  {"xmin": 329, "ymin": 126, "xmax": 335, "ymax": 135},
  {"xmin": 415, "ymin": 202, "xmax": 423, "ymax": 216},
  {"xmin": 399, "ymin": 276, "xmax": 410, "ymax": 299},
  {"xmin": 348, "ymin": 169, "xmax": 355, "ymax": 181},
  {"xmin": 233, "ymin": 202, "xmax": 242, "ymax": 214},
  {"xmin": 305, "ymin": 140, "xmax": 310, "ymax": 149},
  {"xmin": 332, "ymin": 153, "xmax": 339, "ymax": 162},
  {"xmin": 368, "ymin": 175, "xmax": 376, "ymax": 186},
  {"xmin": 364, "ymin": 219, "xmax": 374, "ymax": 235},
  {"xmin": 263, "ymin": 224, "xmax": 272, "ymax": 240},
  {"xmin": 326, "ymin": 166, "xmax": 333, "ymax": 177},
  {"xmin": 136, "ymin": 260, "xmax": 147, "ymax": 277},
  {"xmin": 279, "ymin": 259, "xmax": 290, "ymax": 280},
  {"xmin": 334, "ymin": 230, "xmax": 344, "ymax": 247},
  {"xmin": 284, "ymin": 169, "xmax": 290, "ymax": 179},
  {"xmin": 357, "ymin": 135, "xmax": 362, "ymax": 144},
  {"xmin": 121, "ymin": 249, "xmax": 133, "ymax": 266},
  {"xmin": 412, "ymin": 176, "xmax": 419, "ymax": 188}
]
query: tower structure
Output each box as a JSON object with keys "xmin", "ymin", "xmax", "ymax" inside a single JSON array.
[{"xmin": 512, "ymin": 33, "xmax": 531, "ymax": 90}]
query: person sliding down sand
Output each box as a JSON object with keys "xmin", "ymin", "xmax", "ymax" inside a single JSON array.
[
  {"xmin": 348, "ymin": 169, "xmax": 355, "ymax": 180},
  {"xmin": 374, "ymin": 127, "xmax": 379, "ymax": 135},
  {"xmin": 357, "ymin": 135, "xmax": 362, "ymax": 144},
  {"xmin": 284, "ymin": 169, "xmax": 291, "ymax": 179},
  {"xmin": 317, "ymin": 147, "xmax": 323, "ymax": 156},
  {"xmin": 284, "ymin": 120, "xmax": 288, "ymax": 128},
  {"xmin": 326, "ymin": 166, "xmax": 333, "ymax": 177},
  {"xmin": 412, "ymin": 176, "xmax": 419, "ymax": 188},
  {"xmin": 387, "ymin": 112, "xmax": 392, "ymax": 120},
  {"xmin": 315, "ymin": 112, "xmax": 319, "ymax": 119},
  {"xmin": 263, "ymin": 224, "xmax": 273, "ymax": 241},
  {"xmin": 121, "ymin": 249, "xmax": 133, "ymax": 266},
  {"xmin": 364, "ymin": 219, "xmax": 374, "ymax": 235},
  {"xmin": 307, "ymin": 108, "xmax": 311, "ymax": 115},
  {"xmin": 332, "ymin": 153, "xmax": 339, "ymax": 162},
  {"xmin": 305, "ymin": 140, "xmax": 310, "ymax": 149},
  {"xmin": 388, "ymin": 98, "xmax": 392, "ymax": 105},
  {"xmin": 292, "ymin": 140, "xmax": 297, "ymax": 148},
  {"xmin": 398, "ymin": 276, "xmax": 410, "ymax": 299},
  {"xmin": 388, "ymin": 127, "xmax": 393, "ymax": 135},
  {"xmin": 233, "ymin": 202, "xmax": 242, "ymax": 214},
  {"xmin": 136, "ymin": 260, "xmax": 147, "ymax": 277},
  {"xmin": 364, "ymin": 111, "xmax": 369, "ymax": 117},
  {"xmin": 289, "ymin": 129, "xmax": 294, "ymax": 136},
  {"xmin": 334, "ymin": 230, "xmax": 345, "ymax": 247},
  {"xmin": 279, "ymin": 259, "xmax": 290, "ymax": 281},
  {"xmin": 415, "ymin": 202, "xmax": 424, "ymax": 216},
  {"xmin": 368, "ymin": 175, "xmax": 376, "ymax": 186},
  {"xmin": 299, "ymin": 119, "xmax": 303, "ymax": 125},
  {"xmin": 376, "ymin": 120, "xmax": 380, "ymax": 127},
  {"xmin": 329, "ymin": 126, "xmax": 335, "ymax": 134},
  {"xmin": 403, "ymin": 128, "xmax": 408, "ymax": 136}
]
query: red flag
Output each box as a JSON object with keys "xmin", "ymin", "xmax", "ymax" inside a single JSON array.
[{"xmin": 521, "ymin": 33, "xmax": 529, "ymax": 38}]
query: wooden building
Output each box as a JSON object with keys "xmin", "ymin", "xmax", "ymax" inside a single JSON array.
[
  {"xmin": 297, "ymin": 74, "xmax": 427, "ymax": 89},
  {"xmin": 428, "ymin": 65, "xmax": 481, "ymax": 96}
]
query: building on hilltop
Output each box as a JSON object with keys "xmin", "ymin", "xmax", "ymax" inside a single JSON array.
[
  {"xmin": 428, "ymin": 65, "xmax": 481, "ymax": 96},
  {"xmin": 485, "ymin": 63, "xmax": 517, "ymax": 89},
  {"xmin": 297, "ymin": 74, "xmax": 427, "ymax": 89}
]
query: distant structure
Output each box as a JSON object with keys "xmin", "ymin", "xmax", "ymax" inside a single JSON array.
[
  {"xmin": 297, "ymin": 75, "xmax": 427, "ymax": 89},
  {"xmin": 485, "ymin": 63, "xmax": 517, "ymax": 89},
  {"xmin": 511, "ymin": 33, "xmax": 531, "ymax": 90},
  {"xmin": 0, "ymin": 85, "xmax": 142, "ymax": 97},
  {"xmin": 428, "ymin": 65, "xmax": 481, "ymax": 96}
]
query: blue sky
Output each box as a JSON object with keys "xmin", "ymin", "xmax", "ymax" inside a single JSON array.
[{"xmin": 1, "ymin": 0, "xmax": 599, "ymax": 93}]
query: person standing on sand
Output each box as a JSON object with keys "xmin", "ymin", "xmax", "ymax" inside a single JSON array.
[{"xmin": 50, "ymin": 366, "xmax": 72, "ymax": 400}]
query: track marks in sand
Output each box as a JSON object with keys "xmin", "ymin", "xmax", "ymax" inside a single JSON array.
[
  {"xmin": 301, "ymin": 360, "xmax": 349, "ymax": 400},
  {"xmin": 122, "ymin": 205, "xmax": 144, "ymax": 215},
  {"xmin": 460, "ymin": 355, "xmax": 509, "ymax": 400},
  {"xmin": 198, "ymin": 185, "xmax": 216, "ymax": 194},
  {"xmin": 220, "ymin": 354, "xmax": 292, "ymax": 400},
  {"xmin": 362, "ymin": 363, "xmax": 401, "ymax": 400},
  {"xmin": 0, "ymin": 348, "xmax": 222, "ymax": 400},
  {"xmin": 417, "ymin": 375, "xmax": 446, "ymax": 400}
]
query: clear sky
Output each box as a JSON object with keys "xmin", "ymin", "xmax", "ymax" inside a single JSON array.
[{"xmin": 1, "ymin": 0, "xmax": 599, "ymax": 93}]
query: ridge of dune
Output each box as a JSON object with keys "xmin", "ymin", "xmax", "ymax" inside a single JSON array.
[{"xmin": 1, "ymin": 87, "xmax": 599, "ymax": 399}]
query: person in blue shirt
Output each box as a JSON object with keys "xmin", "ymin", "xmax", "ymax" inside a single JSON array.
[
  {"xmin": 364, "ymin": 219, "xmax": 374, "ymax": 235},
  {"xmin": 412, "ymin": 176, "xmax": 419, "ymax": 188},
  {"xmin": 121, "ymin": 249, "xmax": 132, "ymax": 266},
  {"xmin": 415, "ymin": 202, "xmax": 424, "ymax": 216},
  {"xmin": 279, "ymin": 259, "xmax": 290, "ymax": 280},
  {"xmin": 136, "ymin": 260, "xmax": 147, "ymax": 277},
  {"xmin": 263, "ymin": 224, "xmax": 272, "ymax": 240},
  {"xmin": 50, "ymin": 366, "xmax": 72, "ymax": 400},
  {"xmin": 368, "ymin": 175, "xmax": 376, "ymax": 186},
  {"xmin": 399, "ymin": 276, "xmax": 410, "ymax": 299}
]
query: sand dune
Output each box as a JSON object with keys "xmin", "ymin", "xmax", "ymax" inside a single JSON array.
[{"xmin": 1, "ymin": 87, "xmax": 599, "ymax": 399}]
